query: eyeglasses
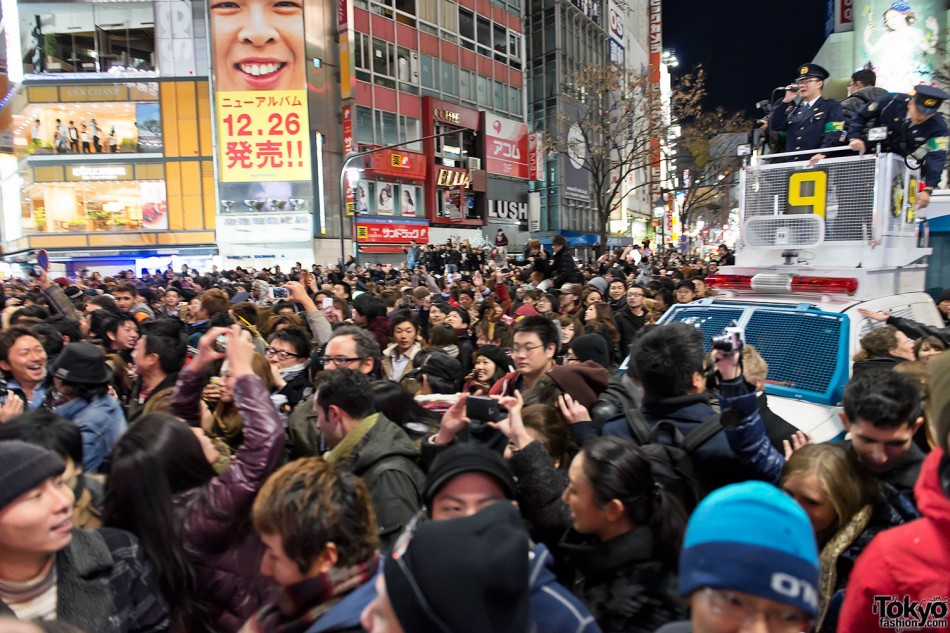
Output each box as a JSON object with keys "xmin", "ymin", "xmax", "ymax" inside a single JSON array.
[
  {"xmin": 317, "ymin": 355, "xmax": 365, "ymax": 367},
  {"xmin": 565, "ymin": 354, "xmax": 579, "ymax": 363},
  {"xmin": 798, "ymin": 78, "xmax": 820, "ymax": 85},
  {"xmin": 702, "ymin": 588, "xmax": 810, "ymax": 632},
  {"xmin": 511, "ymin": 343, "xmax": 544, "ymax": 356},
  {"xmin": 265, "ymin": 347, "xmax": 304, "ymax": 361},
  {"xmin": 391, "ymin": 511, "xmax": 454, "ymax": 633}
]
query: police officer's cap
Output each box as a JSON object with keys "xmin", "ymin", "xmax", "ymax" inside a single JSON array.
[
  {"xmin": 912, "ymin": 84, "xmax": 949, "ymax": 115},
  {"xmin": 796, "ymin": 63, "xmax": 830, "ymax": 82}
]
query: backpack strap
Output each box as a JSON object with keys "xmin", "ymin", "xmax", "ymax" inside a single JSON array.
[
  {"xmin": 682, "ymin": 413, "xmax": 723, "ymax": 453},
  {"xmin": 624, "ymin": 409, "xmax": 654, "ymax": 445}
]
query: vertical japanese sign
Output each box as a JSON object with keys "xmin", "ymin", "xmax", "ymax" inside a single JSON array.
[
  {"xmin": 483, "ymin": 113, "xmax": 529, "ymax": 179},
  {"xmin": 607, "ymin": 0, "xmax": 625, "ymax": 67},
  {"xmin": 210, "ymin": 0, "xmax": 311, "ymax": 183},
  {"xmin": 528, "ymin": 133, "xmax": 544, "ymax": 182},
  {"xmin": 338, "ymin": 0, "xmax": 356, "ymax": 99},
  {"xmin": 648, "ymin": 0, "xmax": 663, "ymax": 205}
]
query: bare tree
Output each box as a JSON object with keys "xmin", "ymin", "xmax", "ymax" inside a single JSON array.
[
  {"xmin": 669, "ymin": 69, "xmax": 748, "ymax": 248},
  {"xmin": 546, "ymin": 65, "xmax": 722, "ymax": 248},
  {"xmin": 546, "ymin": 65, "xmax": 670, "ymax": 247}
]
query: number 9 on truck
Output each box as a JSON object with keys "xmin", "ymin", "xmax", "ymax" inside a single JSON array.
[{"xmin": 787, "ymin": 170, "xmax": 828, "ymax": 217}]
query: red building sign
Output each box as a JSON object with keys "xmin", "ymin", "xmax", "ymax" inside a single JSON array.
[{"xmin": 483, "ymin": 113, "xmax": 529, "ymax": 180}]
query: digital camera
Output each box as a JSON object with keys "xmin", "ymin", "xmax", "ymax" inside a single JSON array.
[{"xmin": 711, "ymin": 325, "xmax": 745, "ymax": 353}]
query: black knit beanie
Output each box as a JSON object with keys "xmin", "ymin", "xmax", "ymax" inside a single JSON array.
[
  {"xmin": 384, "ymin": 503, "xmax": 530, "ymax": 633},
  {"xmin": 0, "ymin": 440, "xmax": 66, "ymax": 511}
]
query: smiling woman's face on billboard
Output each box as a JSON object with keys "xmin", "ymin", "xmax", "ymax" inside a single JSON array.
[{"xmin": 211, "ymin": 0, "xmax": 306, "ymax": 91}]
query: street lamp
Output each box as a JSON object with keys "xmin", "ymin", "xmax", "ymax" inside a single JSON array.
[{"xmin": 338, "ymin": 155, "xmax": 366, "ymax": 263}]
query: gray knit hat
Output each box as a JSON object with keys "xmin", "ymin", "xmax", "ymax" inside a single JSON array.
[{"xmin": 0, "ymin": 440, "xmax": 66, "ymax": 511}]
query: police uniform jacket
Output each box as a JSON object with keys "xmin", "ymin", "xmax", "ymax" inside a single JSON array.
[
  {"xmin": 769, "ymin": 96, "xmax": 846, "ymax": 154},
  {"xmin": 846, "ymin": 93, "xmax": 949, "ymax": 188}
]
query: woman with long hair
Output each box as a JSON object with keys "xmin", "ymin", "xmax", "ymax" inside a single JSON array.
[
  {"xmin": 559, "ymin": 437, "xmax": 686, "ymax": 632},
  {"xmin": 104, "ymin": 326, "xmax": 284, "ymax": 632},
  {"xmin": 557, "ymin": 313, "xmax": 584, "ymax": 364},
  {"xmin": 583, "ymin": 302, "xmax": 620, "ymax": 365},
  {"xmin": 781, "ymin": 443, "xmax": 918, "ymax": 633}
]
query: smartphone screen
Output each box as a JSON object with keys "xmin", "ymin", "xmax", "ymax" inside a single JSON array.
[{"xmin": 322, "ymin": 297, "xmax": 333, "ymax": 309}]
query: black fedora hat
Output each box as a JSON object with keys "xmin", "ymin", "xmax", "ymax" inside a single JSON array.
[{"xmin": 52, "ymin": 342, "xmax": 114, "ymax": 384}]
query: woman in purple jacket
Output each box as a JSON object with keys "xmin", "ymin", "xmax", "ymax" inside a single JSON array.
[{"xmin": 104, "ymin": 326, "xmax": 285, "ymax": 632}]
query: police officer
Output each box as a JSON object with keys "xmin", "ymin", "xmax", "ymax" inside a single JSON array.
[
  {"xmin": 848, "ymin": 84, "xmax": 949, "ymax": 210},
  {"xmin": 769, "ymin": 63, "xmax": 845, "ymax": 164}
]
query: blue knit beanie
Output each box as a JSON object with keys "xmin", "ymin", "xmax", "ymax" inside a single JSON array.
[{"xmin": 678, "ymin": 481, "xmax": 820, "ymax": 617}]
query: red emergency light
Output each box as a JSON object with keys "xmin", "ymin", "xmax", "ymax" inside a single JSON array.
[{"xmin": 705, "ymin": 274, "xmax": 858, "ymax": 296}]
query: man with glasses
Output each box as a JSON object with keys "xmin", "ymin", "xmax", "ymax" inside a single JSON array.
[
  {"xmin": 266, "ymin": 327, "xmax": 312, "ymax": 409},
  {"xmin": 321, "ymin": 325, "xmax": 381, "ymax": 377},
  {"xmin": 656, "ymin": 481, "xmax": 819, "ymax": 633},
  {"xmin": 489, "ymin": 316, "xmax": 558, "ymax": 398},
  {"xmin": 314, "ymin": 368, "xmax": 424, "ymax": 550},
  {"xmin": 768, "ymin": 63, "xmax": 845, "ymax": 163}
]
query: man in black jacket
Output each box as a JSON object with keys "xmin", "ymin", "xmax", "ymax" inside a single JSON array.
[
  {"xmin": 615, "ymin": 285, "xmax": 648, "ymax": 354},
  {"xmin": 549, "ymin": 235, "xmax": 582, "ymax": 288}
]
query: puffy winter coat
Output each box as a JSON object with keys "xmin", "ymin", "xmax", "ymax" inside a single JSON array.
[
  {"xmin": 838, "ymin": 450, "xmax": 950, "ymax": 633},
  {"xmin": 559, "ymin": 527, "xmax": 686, "ymax": 633},
  {"xmin": 172, "ymin": 368, "xmax": 285, "ymax": 631}
]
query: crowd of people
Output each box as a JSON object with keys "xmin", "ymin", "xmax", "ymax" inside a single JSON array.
[{"xmin": 0, "ymin": 234, "xmax": 948, "ymax": 633}]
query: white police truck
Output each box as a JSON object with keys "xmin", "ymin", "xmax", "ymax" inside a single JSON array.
[{"xmin": 658, "ymin": 148, "xmax": 944, "ymax": 441}]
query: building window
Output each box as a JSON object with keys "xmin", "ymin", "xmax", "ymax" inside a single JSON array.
[
  {"xmin": 509, "ymin": 87, "xmax": 522, "ymax": 115},
  {"xmin": 440, "ymin": 0, "xmax": 458, "ymax": 31},
  {"xmin": 494, "ymin": 81, "xmax": 506, "ymax": 113},
  {"xmin": 477, "ymin": 76, "xmax": 490, "ymax": 107},
  {"xmin": 22, "ymin": 2, "xmax": 157, "ymax": 75},
  {"xmin": 509, "ymin": 32, "xmax": 523, "ymax": 69},
  {"xmin": 420, "ymin": 54, "xmax": 438, "ymax": 90},
  {"xmin": 371, "ymin": 38, "xmax": 396, "ymax": 88},
  {"xmin": 476, "ymin": 17, "xmax": 492, "ymax": 57},
  {"xmin": 441, "ymin": 61, "xmax": 458, "ymax": 96},
  {"xmin": 459, "ymin": 69, "xmax": 474, "ymax": 102},
  {"xmin": 459, "ymin": 8, "xmax": 475, "ymax": 50},
  {"xmin": 493, "ymin": 24, "xmax": 508, "ymax": 62},
  {"xmin": 399, "ymin": 116, "xmax": 422, "ymax": 151},
  {"xmin": 356, "ymin": 106, "xmax": 375, "ymax": 144},
  {"xmin": 375, "ymin": 110, "xmax": 399, "ymax": 146}
]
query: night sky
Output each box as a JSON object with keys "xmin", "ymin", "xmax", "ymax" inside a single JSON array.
[{"xmin": 662, "ymin": 0, "xmax": 829, "ymax": 116}]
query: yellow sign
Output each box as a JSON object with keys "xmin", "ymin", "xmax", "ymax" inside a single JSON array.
[
  {"xmin": 215, "ymin": 90, "xmax": 312, "ymax": 183},
  {"xmin": 787, "ymin": 171, "xmax": 827, "ymax": 217},
  {"xmin": 436, "ymin": 168, "xmax": 471, "ymax": 188}
]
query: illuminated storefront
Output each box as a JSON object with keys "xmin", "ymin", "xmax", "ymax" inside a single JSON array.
[{"xmin": 0, "ymin": 0, "xmax": 216, "ymax": 268}]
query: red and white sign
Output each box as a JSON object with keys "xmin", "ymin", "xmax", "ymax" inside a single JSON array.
[
  {"xmin": 356, "ymin": 221, "xmax": 429, "ymax": 244},
  {"xmin": 368, "ymin": 148, "xmax": 427, "ymax": 180},
  {"xmin": 484, "ymin": 114, "xmax": 529, "ymax": 180},
  {"xmin": 835, "ymin": 0, "xmax": 853, "ymax": 32},
  {"xmin": 342, "ymin": 106, "xmax": 353, "ymax": 155},
  {"xmin": 528, "ymin": 133, "xmax": 544, "ymax": 182}
]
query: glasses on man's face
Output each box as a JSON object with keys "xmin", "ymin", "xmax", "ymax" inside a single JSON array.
[
  {"xmin": 702, "ymin": 588, "xmax": 810, "ymax": 633},
  {"xmin": 798, "ymin": 78, "xmax": 819, "ymax": 85},
  {"xmin": 265, "ymin": 347, "xmax": 304, "ymax": 361},
  {"xmin": 317, "ymin": 355, "xmax": 364, "ymax": 367},
  {"xmin": 511, "ymin": 343, "xmax": 543, "ymax": 357}
]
